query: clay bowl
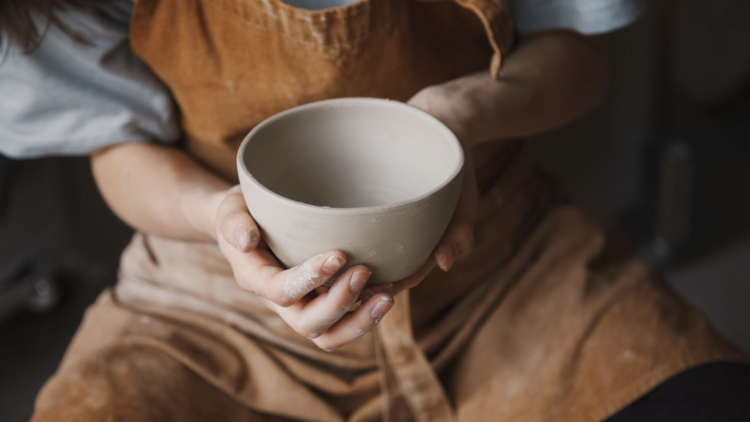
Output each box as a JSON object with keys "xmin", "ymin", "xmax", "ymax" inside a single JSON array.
[{"xmin": 237, "ymin": 98, "xmax": 464, "ymax": 285}]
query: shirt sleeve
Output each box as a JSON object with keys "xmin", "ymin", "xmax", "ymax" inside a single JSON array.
[
  {"xmin": 506, "ymin": 0, "xmax": 647, "ymax": 35},
  {"xmin": 0, "ymin": 0, "xmax": 179, "ymax": 158}
]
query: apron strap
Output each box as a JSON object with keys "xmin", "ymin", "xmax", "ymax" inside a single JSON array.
[
  {"xmin": 417, "ymin": 0, "xmax": 514, "ymax": 79},
  {"xmin": 376, "ymin": 290, "xmax": 458, "ymax": 422}
]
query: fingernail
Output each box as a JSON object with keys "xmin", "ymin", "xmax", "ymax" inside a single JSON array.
[
  {"xmin": 235, "ymin": 225, "xmax": 249, "ymax": 251},
  {"xmin": 371, "ymin": 297, "xmax": 394, "ymax": 322},
  {"xmin": 436, "ymin": 244, "xmax": 451, "ymax": 271},
  {"xmin": 247, "ymin": 229, "xmax": 259, "ymax": 248},
  {"xmin": 323, "ymin": 255, "xmax": 344, "ymax": 274},
  {"xmin": 350, "ymin": 270, "xmax": 370, "ymax": 293}
]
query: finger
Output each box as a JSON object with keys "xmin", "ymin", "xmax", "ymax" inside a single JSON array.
[
  {"xmin": 216, "ymin": 186, "xmax": 260, "ymax": 252},
  {"xmin": 315, "ymin": 285, "xmax": 331, "ymax": 295},
  {"xmin": 435, "ymin": 218, "xmax": 474, "ymax": 272},
  {"xmin": 220, "ymin": 220, "xmax": 348, "ymax": 305},
  {"xmin": 435, "ymin": 167, "xmax": 477, "ymax": 271},
  {"xmin": 313, "ymin": 293, "xmax": 394, "ymax": 352},
  {"xmin": 260, "ymin": 251, "xmax": 347, "ymax": 307},
  {"xmin": 359, "ymin": 256, "xmax": 436, "ymax": 303},
  {"xmin": 288, "ymin": 266, "xmax": 371, "ymax": 340},
  {"xmin": 434, "ymin": 240, "xmax": 457, "ymax": 272}
]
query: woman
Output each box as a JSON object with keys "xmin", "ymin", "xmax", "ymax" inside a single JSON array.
[{"xmin": 1, "ymin": 0, "xmax": 748, "ymax": 421}]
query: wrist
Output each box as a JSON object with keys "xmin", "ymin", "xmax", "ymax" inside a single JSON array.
[
  {"xmin": 179, "ymin": 187, "xmax": 229, "ymax": 242},
  {"xmin": 410, "ymin": 81, "xmax": 484, "ymax": 148}
]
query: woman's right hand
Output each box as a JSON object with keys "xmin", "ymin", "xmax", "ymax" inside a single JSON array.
[{"xmin": 211, "ymin": 186, "xmax": 394, "ymax": 351}]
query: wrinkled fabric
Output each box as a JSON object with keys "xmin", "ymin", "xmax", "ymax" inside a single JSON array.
[{"xmin": 33, "ymin": 1, "xmax": 745, "ymax": 421}]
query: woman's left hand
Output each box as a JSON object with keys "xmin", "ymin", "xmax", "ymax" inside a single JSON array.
[{"xmin": 361, "ymin": 85, "xmax": 480, "ymax": 300}]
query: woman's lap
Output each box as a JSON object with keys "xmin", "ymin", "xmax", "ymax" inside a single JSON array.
[
  {"xmin": 34, "ymin": 341, "xmax": 749, "ymax": 422},
  {"xmin": 31, "ymin": 209, "xmax": 748, "ymax": 421},
  {"xmin": 31, "ymin": 343, "xmax": 282, "ymax": 422},
  {"xmin": 31, "ymin": 294, "xmax": 748, "ymax": 422}
]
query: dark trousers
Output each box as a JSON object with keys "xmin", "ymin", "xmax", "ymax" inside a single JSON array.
[{"xmin": 606, "ymin": 362, "xmax": 750, "ymax": 422}]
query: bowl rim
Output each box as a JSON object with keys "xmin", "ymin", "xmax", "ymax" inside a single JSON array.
[{"xmin": 236, "ymin": 97, "xmax": 465, "ymax": 215}]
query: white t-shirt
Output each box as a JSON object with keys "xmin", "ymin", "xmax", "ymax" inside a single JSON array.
[{"xmin": 0, "ymin": 0, "xmax": 645, "ymax": 158}]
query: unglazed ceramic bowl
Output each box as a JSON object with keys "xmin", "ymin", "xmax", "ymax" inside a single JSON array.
[{"xmin": 237, "ymin": 98, "xmax": 464, "ymax": 285}]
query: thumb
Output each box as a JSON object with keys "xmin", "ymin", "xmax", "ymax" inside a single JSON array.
[{"xmin": 216, "ymin": 186, "xmax": 261, "ymax": 252}]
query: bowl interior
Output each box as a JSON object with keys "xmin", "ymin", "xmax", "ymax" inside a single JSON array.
[{"xmin": 241, "ymin": 100, "xmax": 462, "ymax": 209}]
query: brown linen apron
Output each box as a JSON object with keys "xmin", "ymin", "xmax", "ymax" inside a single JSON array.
[{"xmin": 32, "ymin": 1, "xmax": 746, "ymax": 421}]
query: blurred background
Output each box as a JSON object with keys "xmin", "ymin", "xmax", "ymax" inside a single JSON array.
[{"xmin": 1, "ymin": 0, "xmax": 750, "ymax": 420}]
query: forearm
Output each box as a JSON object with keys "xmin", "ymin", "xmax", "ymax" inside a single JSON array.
[
  {"xmin": 91, "ymin": 142, "xmax": 230, "ymax": 241},
  {"xmin": 440, "ymin": 30, "xmax": 610, "ymax": 144}
]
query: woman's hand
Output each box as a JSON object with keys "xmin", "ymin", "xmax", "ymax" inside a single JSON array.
[
  {"xmin": 212, "ymin": 186, "xmax": 394, "ymax": 352},
  {"xmin": 360, "ymin": 32, "xmax": 611, "ymax": 300},
  {"xmin": 359, "ymin": 85, "xmax": 480, "ymax": 301},
  {"xmin": 95, "ymin": 142, "xmax": 396, "ymax": 352},
  {"xmin": 409, "ymin": 85, "xmax": 479, "ymax": 272},
  {"xmin": 211, "ymin": 84, "xmax": 483, "ymax": 333}
]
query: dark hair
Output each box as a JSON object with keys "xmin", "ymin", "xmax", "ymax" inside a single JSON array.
[{"xmin": 0, "ymin": 0, "xmax": 99, "ymax": 53}]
